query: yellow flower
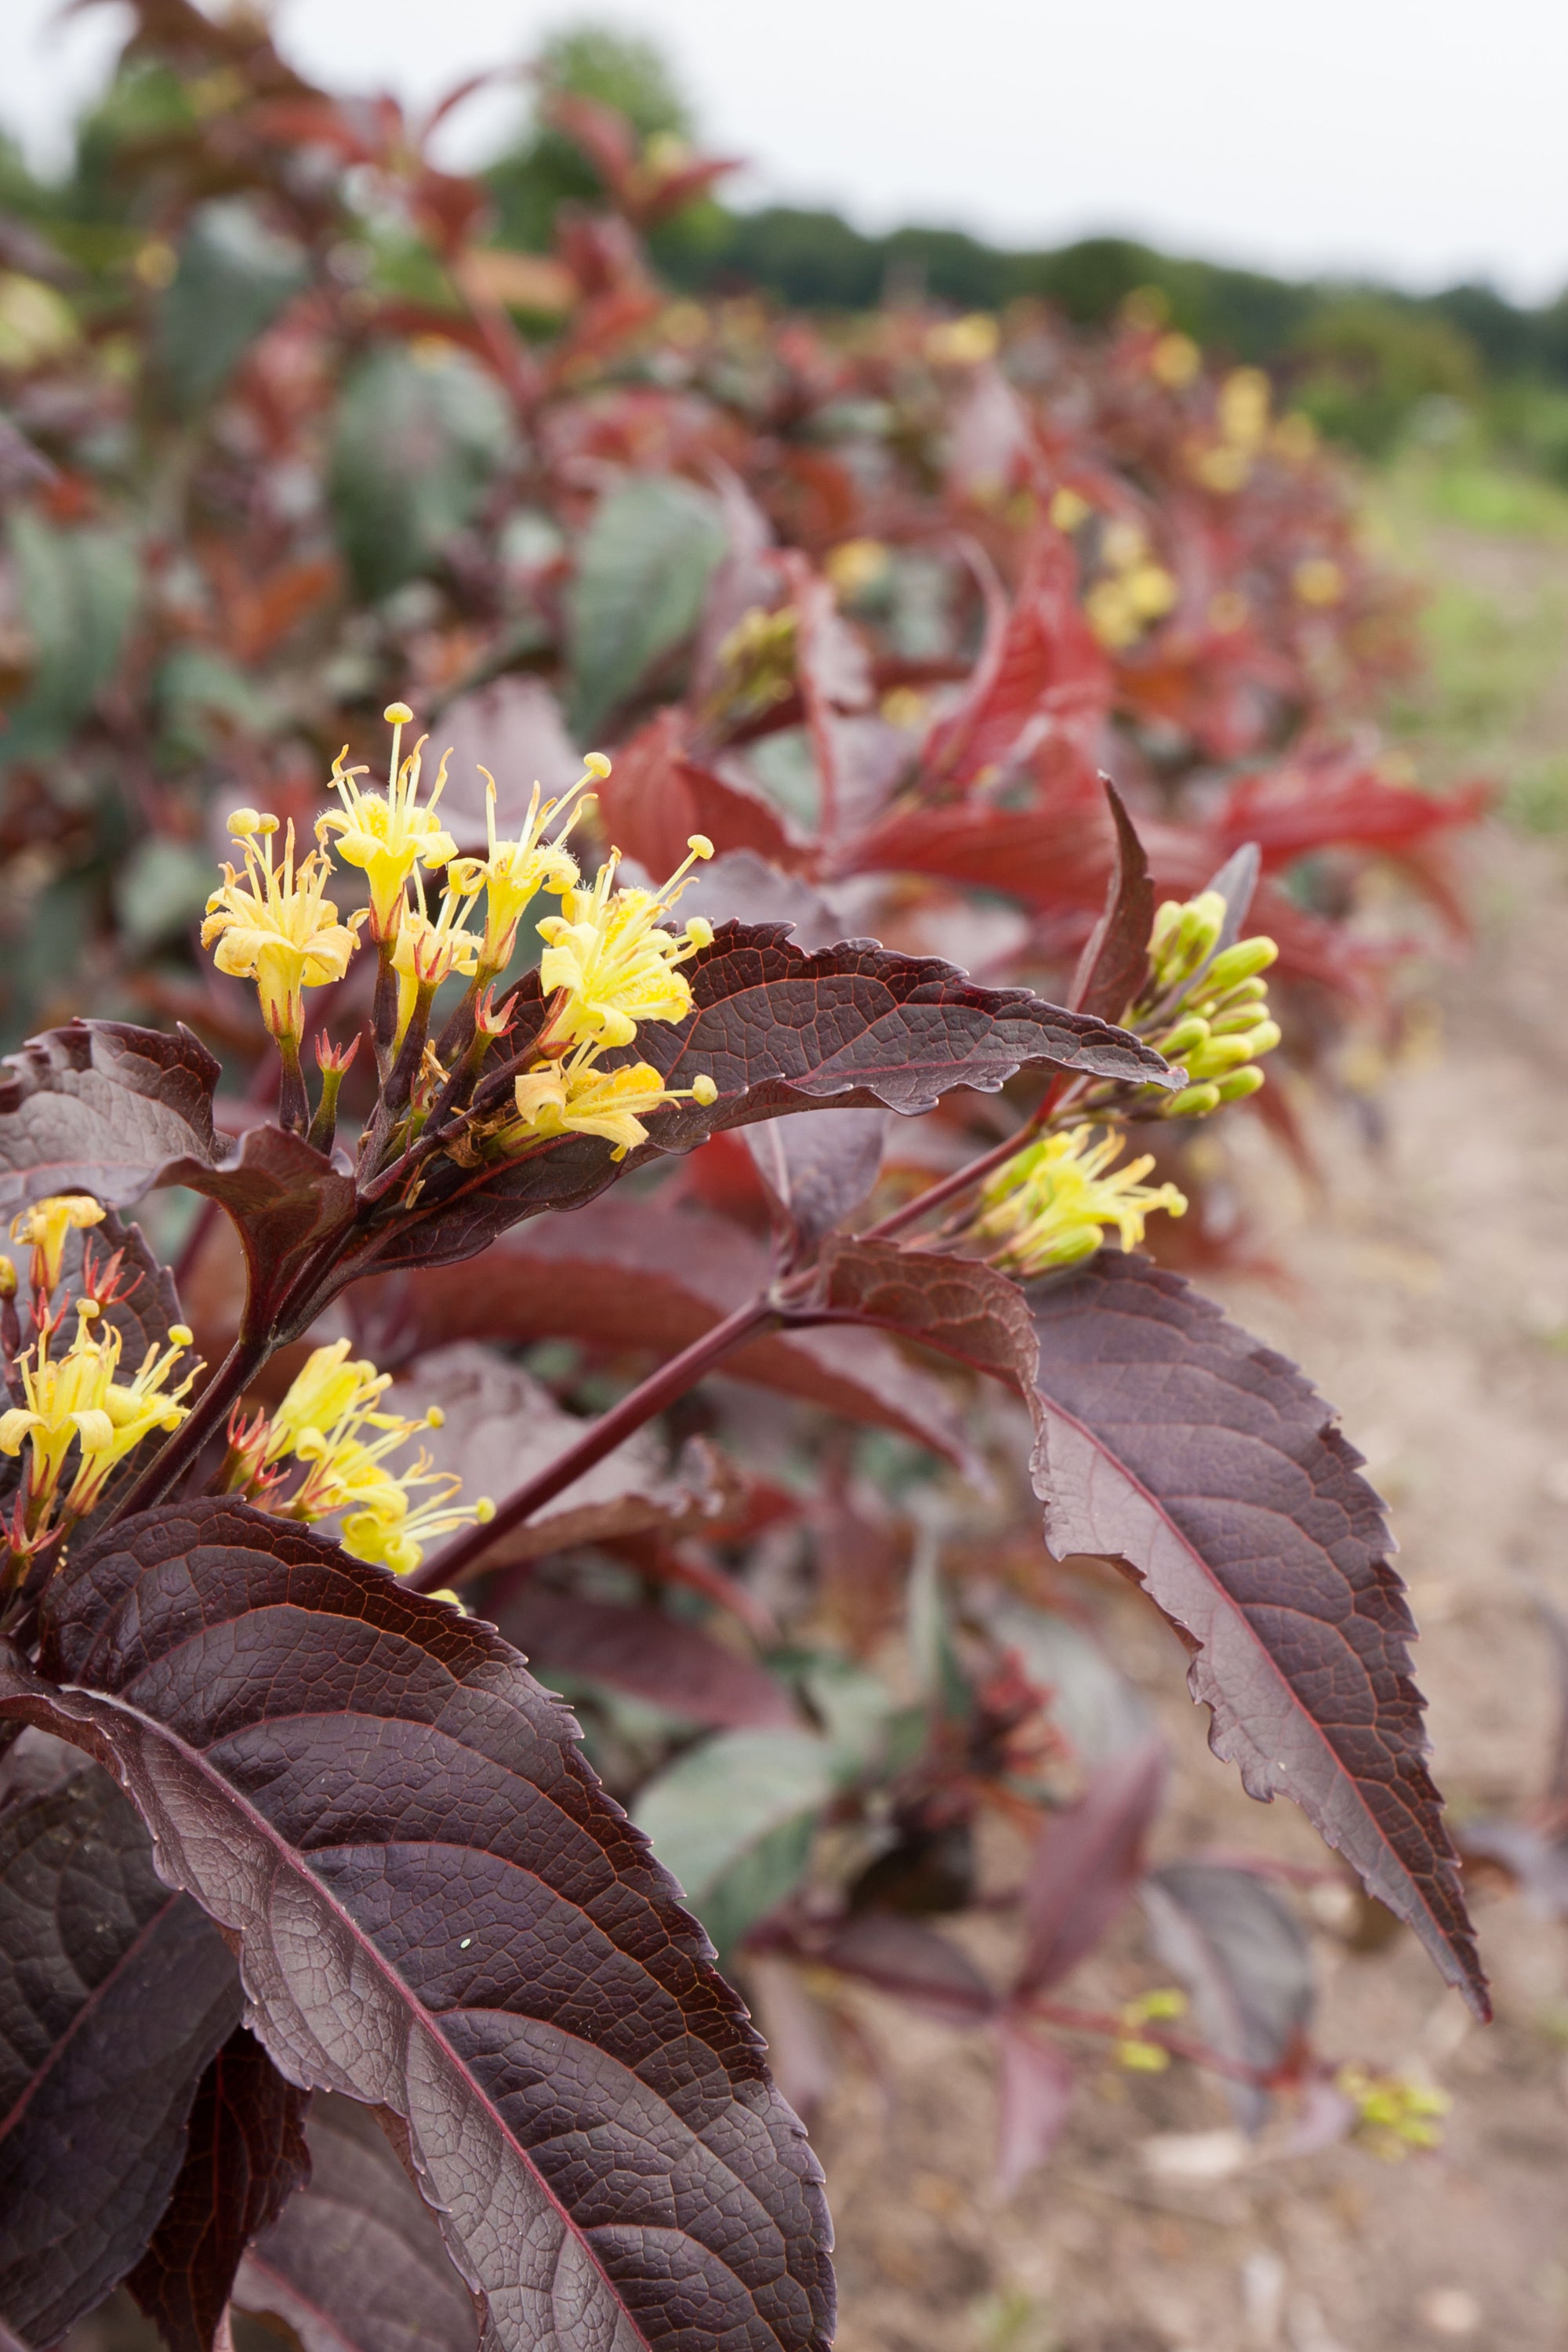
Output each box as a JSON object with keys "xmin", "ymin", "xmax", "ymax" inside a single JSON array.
[
  {"xmin": 467, "ymin": 756, "xmax": 604, "ymax": 975},
  {"xmin": 315, "ymin": 703, "xmax": 459, "ymax": 943},
  {"xmin": 535, "ymin": 837, "xmax": 716, "ymax": 1053},
  {"xmin": 264, "ymin": 1340, "xmax": 391, "ymax": 1461},
  {"xmin": 253, "ymin": 1340, "xmax": 492, "ymax": 1575},
  {"xmin": 975, "ymin": 1126, "xmax": 1187, "ymax": 1276},
  {"xmin": 202, "ymin": 813, "xmax": 362, "ymax": 1043},
  {"xmin": 9, "ymin": 1194, "xmax": 105, "ymax": 1297},
  {"xmin": 511, "ymin": 1051, "xmax": 717, "ymax": 1161},
  {"xmin": 0, "ymin": 1301, "xmax": 198, "ymax": 1521},
  {"xmin": 388, "ymin": 871, "xmax": 484, "ymax": 1045}
]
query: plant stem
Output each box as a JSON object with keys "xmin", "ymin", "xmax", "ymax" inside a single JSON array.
[
  {"xmin": 409, "ymin": 1292, "xmax": 780, "ymax": 1593},
  {"xmin": 105, "ymin": 1330, "xmax": 272, "ymax": 1523}
]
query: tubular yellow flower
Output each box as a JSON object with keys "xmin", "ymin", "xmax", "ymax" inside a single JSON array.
[
  {"xmin": 0, "ymin": 1301, "xmax": 198, "ymax": 1522},
  {"xmin": 389, "ymin": 871, "xmax": 484, "ymax": 1046},
  {"xmin": 535, "ymin": 837, "xmax": 715, "ymax": 1053},
  {"xmin": 975, "ymin": 1126, "xmax": 1187, "ymax": 1276},
  {"xmin": 315, "ymin": 704, "xmax": 459, "ymax": 943},
  {"xmin": 263, "ymin": 1340, "xmax": 391, "ymax": 1461},
  {"xmin": 510, "ymin": 1051, "xmax": 717, "ymax": 1162},
  {"xmin": 470, "ymin": 758, "xmax": 605, "ymax": 975},
  {"xmin": 9, "ymin": 1194, "xmax": 105, "ymax": 1297},
  {"xmin": 202, "ymin": 814, "xmax": 362, "ymax": 1043},
  {"xmin": 340, "ymin": 1484, "xmax": 495, "ymax": 1579}
]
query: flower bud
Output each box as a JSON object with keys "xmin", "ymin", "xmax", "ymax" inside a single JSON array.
[
  {"xmin": 1203, "ymin": 935, "xmax": 1278, "ymax": 993},
  {"xmin": 1186, "ymin": 1034, "xmax": 1261, "ymax": 1080},
  {"xmin": 1162, "ymin": 1081, "xmax": 1222, "ymax": 1119},
  {"xmin": 1155, "ymin": 1014, "xmax": 1210, "ymax": 1058},
  {"xmin": 1208, "ymin": 1002, "xmax": 1273, "ymax": 1037},
  {"xmin": 1214, "ymin": 1065, "xmax": 1265, "ymax": 1102}
]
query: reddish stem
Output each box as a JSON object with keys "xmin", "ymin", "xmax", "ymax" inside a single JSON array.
[{"xmin": 410, "ymin": 1293, "xmax": 779, "ymax": 1592}]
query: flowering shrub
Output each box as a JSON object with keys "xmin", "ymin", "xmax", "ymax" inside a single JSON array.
[{"xmin": 0, "ymin": 11, "xmax": 1494, "ymax": 2350}]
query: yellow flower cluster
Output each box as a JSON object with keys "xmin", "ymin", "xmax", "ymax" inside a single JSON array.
[
  {"xmin": 10, "ymin": 1194, "xmax": 105, "ymax": 1297},
  {"xmin": 201, "ymin": 703, "xmax": 608, "ymax": 1058},
  {"xmin": 1085, "ymin": 517, "xmax": 1179, "ymax": 653},
  {"xmin": 975, "ymin": 1127, "xmax": 1188, "ymax": 1277},
  {"xmin": 200, "ymin": 702, "xmax": 719, "ymax": 1164},
  {"xmin": 1145, "ymin": 892, "xmax": 1281, "ymax": 1117},
  {"xmin": 508, "ymin": 838, "xmax": 721, "ymax": 1160},
  {"xmin": 1334, "ymin": 2064, "xmax": 1450, "ymax": 2158},
  {"xmin": 0, "ymin": 1276, "xmax": 198, "ymax": 1534},
  {"xmin": 228, "ymin": 1338, "xmax": 492, "ymax": 1577}
]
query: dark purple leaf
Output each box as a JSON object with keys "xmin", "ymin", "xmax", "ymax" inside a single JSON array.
[
  {"xmin": 0, "ymin": 1022, "xmax": 220, "ymax": 1219},
  {"xmin": 159, "ymin": 1124, "xmax": 358, "ymax": 1343},
  {"xmin": 0, "ymin": 1500, "xmax": 834, "ymax": 2352},
  {"xmin": 494, "ymin": 1588, "xmax": 795, "ymax": 1730},
  {"xmin": 387, "ymin": 1344, "xmax": 732, "ymax": 1565},
  {"xmin": 1014, "ymin": 1737, "xmax": 1168, "ymax": 1994},
  {"xmin": 234, "ymin": 2092, "xmax": 477, "ymax": 2352},
  {"xmin": 1141, "ymin": 1862, "xmax": 1314, "ymax": 2132},
  {"xmin": 815, "ymin": 1915, "xmax": 996, "ymax": 2027},
  {"xmin": 803, "ymin": 1239, "xmax": 1488, "ymax": 2019},
  {"xmin": 127, "ymin": 2027, "xmax": 311, "ymax": 2352},
  {"xmin": 1024, "ymin": 1252, "xmax": 1487, "ymax": 2020},
  {"xmin": 362, "ymin": 1197, "xmax": 979, "ymax": 1470},
  {"xmin": 348, "ymin": 923, "xmax": 1174, "ymax": 1283},
  {"xmin": 746, "ymin": 1109, "xmax": 887, "ymax": 1252},
  {"xmin": 1069, "ymin": 779, "xmax": 1154, "ymax": 1024},
  {"xmin": 0, "ymin": 1762, "xmax": 241, "ymax": 2345},
  {"xmin": 994, "ymin": 2024, "xmax": 1075, "ymax": 2194}
]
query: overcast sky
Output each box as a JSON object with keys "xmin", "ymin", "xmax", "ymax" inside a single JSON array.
[{"xmin": 4, "ymin": 0, "xmax": 1563, "ymax": 302}]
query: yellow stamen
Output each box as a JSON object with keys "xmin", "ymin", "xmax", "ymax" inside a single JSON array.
[
  {"xmin": 975, "ymin": 1126, "xmax": 1187, "ymax": 1276},
  {"xmin": 535, "ymin": 835, "xmax": 715, "ymax": 1054},
  {"xmin": 314, "ymin": 708, "xmax": 459, "ymax": 944}
]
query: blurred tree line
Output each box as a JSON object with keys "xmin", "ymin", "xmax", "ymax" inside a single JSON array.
[{"xmin": 6, "ymin": 17, "xmax": 1568, "ymax": 475}]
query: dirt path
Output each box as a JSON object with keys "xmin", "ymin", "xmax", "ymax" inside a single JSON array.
[{"xmin": 815, "ymin": 510, "xmax": 1568, "ymax": 2352}]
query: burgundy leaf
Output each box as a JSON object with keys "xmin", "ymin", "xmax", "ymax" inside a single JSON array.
[
  {"xmin": 676, "ymin": 853, "xmax": 849, "ymax": 953},
  {"xmin": 1025, "ymin": 1251, "xmax": 1487, "ymax": 2019},
  {"xmin": 54, "ymin": 1208, "xmax": 186, "ymax": 1369},
  {"xmin": 433, "ymin": 675, "xmax": 586, "ymax": 851},
  {"xmin": 235, "ymin": 2091, "xmax": 477, "ymax": 2352},
  {"xmin": 1069, "ymin": 779, "xmax": 1154, "ymax": 1024},
  {"xmin": 1014, "ymin": 1737, "xmax": 1169, "ymax": 1995},
  {"xmin": 746, "ymin": 1110, "xmax": 887, "ymax": 1253},
  {"xmin": 994, "ymin": 2024, "xmax": 1076, "ymax": 2194},
  {"xmin": 493, "ymin": 1588, "xmax": 795, "ymax": 1730},
  {"xmin": 127, "ymin": 2027, "xmax": 311, "ymax": 2352},
  {"xmin": 815, "ymin": 1915, "xmax": 996, "ymax": 2027},
  {"xmin": 1141, "ymin": 1862, "xmax": 1314, "ymax": 2132},
  {"xmin": 1201, "ymin": 842, "xmax": 1262, "ymax": 956},
  {"xmin": 159, "ymin": 1125, "xmax": 358, "ymax": 1343},
  {"xmin": 0, "ymin": 1763, "xmax": 241, "ymax": 2346},
  {"xmin": 594, "ymin": 709, "xmax": 806, "ymax": 877},
  {"xmin": 348, "ymin": 923, "xmax": 1174, "ymax": 1283},
  {"xmin": 1, "ymin": 1500, "xmax": 835, "ymax": 2352},
  {"xmin": 361, "ymin": 1198, "xmax": 979, "ymax": 1469},
  {"xmin": 918, "ymin": 532, "xmax": 1109, "ymax": 789},
  {"xmin": 387, "ymin": 1344, "xmax": 732, "ymax": 1565},
  {"xmin": 0, "ymin": 1021, "xmax": 220, "ymax": 1218},
  {"xmin": 803, "ymin": 1240, "xmax": 1488, "ymax": 2018}
]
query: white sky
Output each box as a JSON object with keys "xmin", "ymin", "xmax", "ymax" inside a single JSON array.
[{"xmin": 4, "ymin": 0, "xmax": 1565, "ymax": 302}]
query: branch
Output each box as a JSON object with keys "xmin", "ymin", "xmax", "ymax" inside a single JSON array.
[{"xmin": 409, "ymin": 1290, "xmax": 781, "ymax": 1592}]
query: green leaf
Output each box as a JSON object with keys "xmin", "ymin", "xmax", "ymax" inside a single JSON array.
[
  {"xmin": 567, "ymin": 475, "xmax": 725, "ymax": 738},
  {"xmin": 114, "ymin": 839, "xmax": 215, "ymax": 949},
  {"xmin": 329, "ymin": 345, "xmax": 512, "ymax": 600},
  {"xmin": 635, "ymin": 1727, "xmax": 836, "ymax": 1958},
  {"xmin": 1, "ymin": 512, "xmax": 139, "ymax": 768},
  {"xmin": 156, "ymin": 200, "xmax": 307, "ymax": 414}
]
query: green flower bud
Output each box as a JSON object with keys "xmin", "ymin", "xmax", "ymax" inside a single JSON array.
[
  {"xmin": 1155, "ymin": 1013, "xmax": 1210, "ymax": 1058},
  {"xmin": 1208, "ymin": 1003, "xmax": 1273, "ymax": 1037},
  {"xmin": 1214, "ymin": 1065, "xmax": 1266, "ymax": 1102},
  {"xmin": 1202, "ymin": 935, "xmax": 1278, "ymax": 993},
  {"xmin": 1162, "ymin": 1081, "xmax": 1222, "ymax": 1118},
  {"xmin": 1186, "ymin": 1033, "xmax": 1261, "ymax": 1079}
]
